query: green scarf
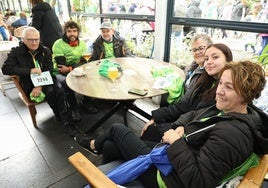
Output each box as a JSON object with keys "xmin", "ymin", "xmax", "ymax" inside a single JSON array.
[{"xmin": 219, "ymin": 153, "xmax": 259, "ymax": 184}]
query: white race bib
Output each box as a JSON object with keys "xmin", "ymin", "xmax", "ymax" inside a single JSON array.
[{"xmin": 30, "ymin": 71, "xmax": 54, "ymax": 87}]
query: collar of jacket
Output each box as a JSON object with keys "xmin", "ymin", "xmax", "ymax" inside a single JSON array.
[
  {"xmin": 186, "ymin": 104, "xmax": 268, "ymax": 155},
  {"xmin": 20, "ymin": 43, "xmax": 46, "ymax": 55}
]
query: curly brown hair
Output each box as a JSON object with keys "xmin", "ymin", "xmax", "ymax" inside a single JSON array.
[
  {"xmin": 220, "ymin": 61, "xmax": 266, "ymax": 104},
  {"xmin": 63, "ymin": 20, "xmax": 81, "ymax": 33}
]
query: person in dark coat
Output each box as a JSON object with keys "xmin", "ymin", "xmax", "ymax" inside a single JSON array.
[
  {"xmin": 75, "ymin": 60, "xmax": 268, "ymax": 188},
  {"xmin": 1, "ymin": 27, "xmax": 76, "ymax": 136},
  {"xmin": 89, "ymin": 22, "xmax": 132, "ymax": 61},
  {"xmin": 29, "ymin": 0, "xmax": 62, "ymax": 50}
]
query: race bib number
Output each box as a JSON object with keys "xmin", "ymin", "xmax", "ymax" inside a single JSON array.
[{"xmin": 31, "ymin": 71, "xmax": 54, "ymax": 87}]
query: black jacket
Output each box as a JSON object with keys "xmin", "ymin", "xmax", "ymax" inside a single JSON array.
[
  {"xmin": 183, "ymin": 62, "xmax": 204, "ymax": 93},
  {"xmin": 162, "ymin": 105, "xmax": 268, "ymax": 188},
  {"xmin": 1, "ymin": 43, "xmax": 55, "ymax": 95},
  {"xmin": 89, "ymin": 32, "xmax": 132, "ymax": 61},
  {"xmin": 152, "ymin": 82, "xmax": 215, "ymax": 124},
  {"xmin": 30, "ymin": 2, "xmax": 62, "ymax": 49}
]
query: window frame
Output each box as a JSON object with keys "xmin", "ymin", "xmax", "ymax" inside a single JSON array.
[{"xmin": 164, "ymin": 0, "xmax": 268, "ymax": 62}]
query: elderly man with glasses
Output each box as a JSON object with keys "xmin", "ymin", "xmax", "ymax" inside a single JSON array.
[{"xmin": 1, "ymin": 26, "xmax": 77, "ymax": 136}]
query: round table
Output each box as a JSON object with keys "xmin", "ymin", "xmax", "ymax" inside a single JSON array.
[
  {"xmin": 66, "ymin": 57, "xmax": 185, "ymax": 132},
  {"xmin": 66, "ymin": 57, "xmax": 185, "ymax": 101}
]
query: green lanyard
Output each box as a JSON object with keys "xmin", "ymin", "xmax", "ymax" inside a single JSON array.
[
  {"xmin": 29, "ymin": 51, "xmax": 40, "ymax": 69},
  {"xmin": 200, "ymin": 111, "xmax": 223, "ymax": 122}
]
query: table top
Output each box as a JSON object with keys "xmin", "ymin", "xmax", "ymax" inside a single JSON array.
[
  {"xmin": 0, "ymin": 41, "xmax": 19, "ymax": 69},
  {"xmin": 66, "ymin": 57, "xmax": 185, "ymax": 100},
  {"xmin": 0, "ymin": 41, "xmax": 19, "ymax": 53}
]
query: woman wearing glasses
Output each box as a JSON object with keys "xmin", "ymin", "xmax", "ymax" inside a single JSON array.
[{"xmin": 160, "ymin": 33, "xmax": 213, "ymax": 107}]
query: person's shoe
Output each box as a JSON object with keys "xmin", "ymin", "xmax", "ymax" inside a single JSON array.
[
  {"xmin": 72, "ymin": 110, "xmax": 81, "ymax": 122},
  {"xmin": 74, "ymin": 133, "xmax": 99, "ymax": 156},
  {"xmin": 63, "ymin": 122, "xmax": 77, "ymax": 137},
  {"xmin": 83, "ymin": 104, "xmax": 98, "ymax": 114}
]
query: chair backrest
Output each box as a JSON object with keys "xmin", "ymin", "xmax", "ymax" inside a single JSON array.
[
  {"xmin": 11, "ymin": 75, "xmax": 45, "ymax": 128},
  {"xmin": 238, "ymin": 154, "xmax": 268, "ymax": 187},
  {"xmin": 11, "ymin": 75, "xmax": 35, "ymax": 106},
  {"xmin": 13, "ymin": 25, "xmax": 28, "ymax": 39}
]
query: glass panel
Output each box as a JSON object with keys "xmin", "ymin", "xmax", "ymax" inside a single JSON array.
[
  {"xmin": 102, "ymin": 0, "xmax": 155, "ymax": 15},
  {"xmin": 173, "ymin": 1, "xmax": 187, "ymax": 17},
  {"xmin": 0, "ymin": 1, "xmax": 30, "ymax": 13},
  {"xmin": 104, "ymin": 19, "xmax": 155, "ymax": 58},
  {"xmin": 169, "ymin": 24, "xmax": 193, "ymax": 68},
  {"xmin": 70, "ymin": 0, "xmax": 100, "ymax": 13},
  {"xmin": 169, "ymin": 24, "xmax": 260, "ymax": 69},
  {"xmin": 78, "ymin": 17, "xmax": 155, "ymax": 58},
  {"xmin": 84, "ymin": 0, "xmax": 100, "ymax": 13},
  {"xmin": 53, "ymin": 0, "xmax": 71, "ymax": 24},
  {"xmin": 174, "ymin": 0, "xmax": 268, "ymax": 24},
  {"xmin": 72, "ymin": 16, "xmax": 101, "ymax": 43}
]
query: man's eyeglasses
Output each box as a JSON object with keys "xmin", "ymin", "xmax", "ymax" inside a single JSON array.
[
  {"xmin": 190, "ymin": 46, "xmax": 206, "ymax": 53},
  {"xmin": 26, "ymin": 38, "xmax": 40, "ymax": 43}
]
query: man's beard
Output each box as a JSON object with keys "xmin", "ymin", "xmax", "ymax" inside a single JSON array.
[{"xmin": 68, "ymin": 35, "xmax": 78, "ymax": 41}]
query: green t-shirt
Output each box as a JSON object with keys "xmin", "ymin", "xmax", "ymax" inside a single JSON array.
[
  {"xmin": 103, "ymin": 41, "xmax": 115, "ymax": 58},
  {"xmin": 52, "ymin": 39, "xmax": 87, "ymax": 75}
]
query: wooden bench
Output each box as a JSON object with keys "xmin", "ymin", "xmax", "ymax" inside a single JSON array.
[
  {"xmin": 68, "ymin": 152, "xmax": 268, "ymax": 188},
  {"xmin": 238, "ymin": 154, "xmax": 268, "ymax": 188},
  {"xmin": 69, "ymin": 152, "xmax": 118, "ymax": 188},
  {"xmin": 11, "ymin": 75, "xmax": 43, "ymax": 128}
]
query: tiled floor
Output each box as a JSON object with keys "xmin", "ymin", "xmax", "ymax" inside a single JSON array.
[{"xmin": 0, "ymin": 81, "xmax": 153, "ymax": 188}]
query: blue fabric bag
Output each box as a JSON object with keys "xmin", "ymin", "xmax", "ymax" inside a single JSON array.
[{"xmin": 85, "ymin": 144, "xmax": 173, "ymax": 188}]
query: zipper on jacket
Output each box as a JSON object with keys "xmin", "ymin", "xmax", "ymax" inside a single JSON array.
[{"xmin": 184, "ymin": 123, "xmax": 216, "ymax": 142}]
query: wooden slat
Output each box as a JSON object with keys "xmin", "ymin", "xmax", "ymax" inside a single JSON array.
[
  {"xmin": 68, "ymin": 152, "xmax": 118, "ymax": 188},
  {"xmin": 238, "ymin": 154, "xmax": 268, "ymax": 188}
]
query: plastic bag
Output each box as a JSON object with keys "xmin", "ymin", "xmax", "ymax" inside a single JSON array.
[
  {"xmin": 98, "ymin": 59, "xmax": 122, "ymax": 77},
  {"xmin": 30, "ymin": 91, "xmax": 46, "ymax": 103}
]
